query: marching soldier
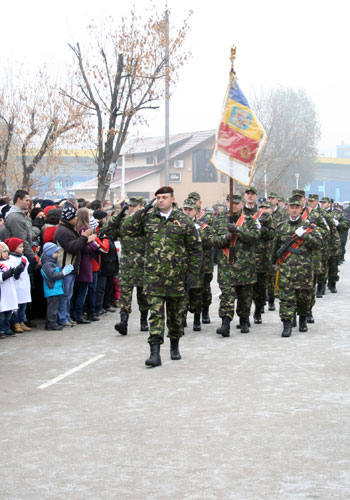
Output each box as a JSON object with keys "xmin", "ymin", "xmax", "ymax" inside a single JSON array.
[
  {"xmin": 122, "ymin": 186, "xmax": 202, "ymax": 367},
  {"xmin": 187, "ymin": 191, "xmax": 215, "ymax": 324},
  {"xmin": 209, "ymin": 193, "xmax": 260, "ymax": 337},
  {"xmin": 113, "ymin": 197, "xmax": 149, "ymax": 336},
  {"xmin": 319, "ymin": 196, "xmax": 348, "ymax": 293},
  {"xmin": 273, "ymin": 197, "xmax": 322, "ymax": 337},
  {"xmin": 267, "ymin": 191, "xmax": 286, "ymax": 311}
]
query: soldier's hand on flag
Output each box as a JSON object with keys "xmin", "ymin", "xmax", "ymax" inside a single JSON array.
[{"xmin": 227, "ymin": 223, "xmax": 237, "ymax": 233}]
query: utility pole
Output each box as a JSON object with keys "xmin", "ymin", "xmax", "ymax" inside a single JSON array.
[{"xmin": 164, "ymin": 8, "xmax": 170, "ymax": 185}]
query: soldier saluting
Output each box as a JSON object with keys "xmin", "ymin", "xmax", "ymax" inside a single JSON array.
[{"xmin": 122, "ymin": 186, "xmax": 202, "ymax": 367}]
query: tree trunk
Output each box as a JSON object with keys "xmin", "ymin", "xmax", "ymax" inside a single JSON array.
[{"xmin": 0, "ymin": 162, "xmax": 7, "ymax": 195}]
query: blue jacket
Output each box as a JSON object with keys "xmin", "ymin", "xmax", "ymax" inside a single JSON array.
[{"xmin": 41, "ymin": 253, "xmax": 65, "ymax": 298}]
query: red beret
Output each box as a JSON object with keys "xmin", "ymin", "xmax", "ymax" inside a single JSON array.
[{"xmin": 155, "ymin": 186, "xmax": 174, "ymax": 196}]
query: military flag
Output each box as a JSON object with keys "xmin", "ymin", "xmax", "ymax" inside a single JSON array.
[{"xmin": 211, "ymin": 55, "xmax": 267, "ymax": 187}]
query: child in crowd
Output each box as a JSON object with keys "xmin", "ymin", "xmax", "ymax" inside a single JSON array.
[
  {"xmin": 5, "ymin": 237, "xmax": 31, "ymax": 333},
  {"xmin": 41, "ymin": 242, "xmax": 74, "ymax": 331},
  {"xmin": 0, "ymin": 242, "xmax": 24, "ymax": 338}
]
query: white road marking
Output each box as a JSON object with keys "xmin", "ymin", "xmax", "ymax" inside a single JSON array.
[{"xmin": 37, "ymin": 354, "xmax": 105, "ymax": 389}]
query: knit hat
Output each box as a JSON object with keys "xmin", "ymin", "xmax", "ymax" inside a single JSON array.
[
  {"xmin": 89, "ymin": 216, "xmax": 98, "ymax": 232},
  {"xmin": 44, "ymin": 205, "xmax": 56, "ymax": 216},
  {"xmin": 0, "ymin": 241, "xmax": 9, "ymax": 255},
  {"xmin": 43, "ymin": 242, "xmax": 62, "ymax": 257},
  {"xmin": 61, "ymin": 204, "xmax": 77, "ymax": 221},
  {"xmin": 93, "ymin": 210, "xmax": 108, "ymax": 221},
  {"xmin": 4, "ymin": 237, "xmax": 24, "ymax": 253},
  {"xmin": 41, "ymin": 199, "xmax": 55, "ymax": 210}
]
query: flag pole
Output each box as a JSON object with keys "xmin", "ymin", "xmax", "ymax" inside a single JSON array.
[{"xmin": 229, "ymin": 46, "xmax": 236, "ymax": 219}]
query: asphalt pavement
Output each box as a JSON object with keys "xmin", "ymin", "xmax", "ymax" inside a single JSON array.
[{"xmin": 1, "ymin": 247, "xmax": 349, "ymax": 500}]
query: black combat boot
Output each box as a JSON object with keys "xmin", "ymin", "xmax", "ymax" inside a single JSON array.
[
  {"xmin": 268, "ymin": 297, "xmax": 275, "ymax": 311},
  {"xmin": 299, "ymin": 316, "xmax": 308, "ymax": 332},
  {"xmin": 306, "ymin": 310, "xmax": 315, "ymax": 324},
  {"xmin": 281, "ymin": 319, "xmax": 292, "ymax": 337},
  {"xmin": 182, "ymin": 313, "xmax": 187, "ymax": 328},
  {"xmin": 193, "ymin": 313, "xmax": 201, "ymax": 331},
  {"xmin": 145, "ymin": 342, "xmax": 162, "ymax": 367},
  {"xmin": 170, "ymin": 338, "xmax": 181, "ymax": 360},
  {"xmin": 253, "ymin": 307, "xmax": 262, "ymax": 324},
  {"xmin": 291, "ymin": 313, "xmax": 297, "ymax": 328},
  {"xmin": 328, "ymin": 281, "xmax": 337, "ymax": 293},
  {"xmin": 114, "ymin": 310, "xmax": 128, "ymax": 335},
  {"xmin": 316, "ymin": 283, "xmax": 323, "ymax": 298},
  {"xmin": 202, "ymin": 306, "xmax": 211, "ymax": 324},
  {"xmin": 216, "ymin": 316, "xmax": 231, "ymax": 337},
  {"xmin": 240, "ymin": 317, "xmax": 250, "ymax": 333},
  {"xmin": 140, "ymin": 310, "xmax": 149, "ymax": 331}
]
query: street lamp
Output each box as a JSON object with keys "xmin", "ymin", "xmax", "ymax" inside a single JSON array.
[
  {"xmin": 295, "ymin": 173, "xmax": 300, "ymax": 189},
  {"xmin": 264, "ymin": 169, "xmax": 267, "ymax": 199},
  {"xmin": 322, "ymin": 177, "xmax": 326, "ymax": 197}
]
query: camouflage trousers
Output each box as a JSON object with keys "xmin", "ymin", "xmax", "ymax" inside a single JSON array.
[
  {"xmin": 218, "ymin": 284, "xmax": 254, "ymax": 320},
  {"xmin": 119, "ymin": 285, "xmax": 148, "ymax": 314},
  {"xmin": 267, "ymin": 269, "xmax": 277, "ymax": 299},
  {"xmin": 147, "ymin": 294, "xmax": 184, "ymax": 344},
  {"xmin": 183, "ymin": 272, "xmax": 213, "ymax": 315},
  {"xmin": 279, "ymin": 287, "xmax": 311, "ymax": 322},
  {"xmin": 253, "ymin": 272, "xmax": 268, "ymax": 309},
  {"xmin": 317, "ymin": 255, "xmax": 339, "ymax": 284}
]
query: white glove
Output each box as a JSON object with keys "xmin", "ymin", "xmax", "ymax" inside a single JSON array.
[
  {"xmin": 333, "ymin": 218, "xmax": 339, "ymax": 226},
  {"xmin": 295, "ymin": 226, "xmax": 306, "ymax": 237},
  {"xmin": 62, "ymin": 264, "xmax": 74, "ymax": 276}
]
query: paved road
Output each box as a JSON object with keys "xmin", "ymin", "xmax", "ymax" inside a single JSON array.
[{"xmin": 1, "ymin": 250, "xmax": 349, "ymax": 500}]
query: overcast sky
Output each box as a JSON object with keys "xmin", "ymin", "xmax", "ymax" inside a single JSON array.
[{"xmin": 2, "ymin": 0, "xmax": 349, "ymax": 155}]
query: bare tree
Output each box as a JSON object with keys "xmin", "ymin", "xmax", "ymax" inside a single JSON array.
[
  {"xmin": 63, "ymin": 8, "xmax": 192, "ymax": 201},
  {"xmin": 252, "ymin": 87, "xmax": 321, "ymax": 196},
  {"xmin": 0, "ymin": 67, "xmax": 86, "ymax": 194}
]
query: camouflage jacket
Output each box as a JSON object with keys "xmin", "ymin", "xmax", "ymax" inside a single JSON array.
[
  {"xmin": 208, "ymin": 210, "xmax": 260, "ymax": 287},
  {"xmin": 195, "ymin": 209, "xmax": 214, "ymax": 274},
  {"xmin": 271, "ymin": 205, "xmax": 287, "ymax": 225},
  {"xmin": 321, "ymin": 208, "xmax": 342, "ymax": 255},
  {"xmin": 243, "ymin": 205, "xmax": 275, "ymax": 272},
  {"xmin": 119, "ymin": 213, "xmax": 146, "ymax": 287},
  {"xmin": 307, "ymin": 206, "xmax": 330, "ymax": 271},
  {"xmin": 273, "ymin": 216, "xmax": 322, "ymax": 290},
  {"xmin": 122, "ymin": 205, "xmax": 202, "ymax": 297}
]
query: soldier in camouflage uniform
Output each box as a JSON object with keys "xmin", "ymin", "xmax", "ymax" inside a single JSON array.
[
  {"xmin": 305, "ymin": 194, "xmax": 329, "ymax": 320},
  {"xmin": 187, "ymin": 191, "xmax": 215, "ymax": 325},
  {"xmin": 122, "ymin": 186, "xmax": 202, "ymax": 367},
  {"xmin": 208, "ymin": 193, "xmax": 260, "ymax": 337},
  {"xmin": 267, "ymin": 192, "xmax": 287, "ymax": 311},
  {"xmin": 111, "ymin": 197, "xmax": 149, "ymax": 336},
  {"xmin": 273, "ymin": 197, "xmax": 322, "ymax": 337},
  {"xmin": 319, "ymin": 196, "xmax": 348, "ymax": 293}
]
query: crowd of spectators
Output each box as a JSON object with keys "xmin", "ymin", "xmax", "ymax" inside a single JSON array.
[{"xmin": 0, "ymin": 190, "xmax": 120, "ymax": 337}]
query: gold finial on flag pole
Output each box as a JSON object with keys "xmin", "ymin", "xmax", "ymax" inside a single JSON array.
[{"xmin": 230, "ymin": 45, "xmax": 236, "ymax": 74}]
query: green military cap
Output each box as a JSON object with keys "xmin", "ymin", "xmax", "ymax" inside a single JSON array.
[
  {"xmin": 128, "ymin": 196, "xmax": 144, "ymax": 206},
  {"xmin": 245, "ymin": 185, "xmax": 257, "ymax": 194},
  {"xmin": 187, "ymin": 191, "xmax": 201, "ymax": 201},
  {"xmin": 278, "ymin": 196, "xmax": 285, "ymax": 202},
  {"xmin": 268, "ymin": 192, "xmax": 279, "ymax": 198},
  {"xmin": 287, "ymin": 197, "xmax": 302, "ymax": 206},
  {"xmin": 320, "ymin": 196, "xmax": 331, "ymax": 203},
  {"xmin": 291, "ymin": 189, "xmax": 306, "ymax": 197},
  {"xmin": 308, "ymin": 194, "xmax": 319, "ymax": 201},
  {"xmin": 183, "ymin": 197, "xmax": 197, "ymax": 209},
  {"xmin": 226, "ymin": 193, "xmax": 242, "ymax": 203},
  {"xmin": 260, "ymin": 200, "xmax": 273, "ymax": 209}
]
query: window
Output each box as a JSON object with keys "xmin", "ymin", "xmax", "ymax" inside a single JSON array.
[
  {"xmin": 192, "ymin": 150, "xmax": 217, "ymax": 182},
  {"xmin": 221, "ymin": 174, "xmax": 227, "ymax": 183},
  {"xmin": 146, "ymin": 155, "xmax": 155, "ymax": 165}
]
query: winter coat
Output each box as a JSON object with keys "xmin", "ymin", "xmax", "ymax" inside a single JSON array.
[
  {"xmin": 40, "ymin": 253, "xmax": 65, "ymax": 298},
  {"xmin": 0, "ymin": 257, "xmax": 18, "ymax": 312},
  {"xmin": 54, "ymin": 220, "xmax": 88, "ymax": 273},
  {"xmin": 9, "ymin": 253, "xmax": 31, "ymax": 304},
  {"xmin": 75, "ymin": 226, "xmax": 99, "ymax": 283},
  {"xmin": 0, "ymin": 206, "xmax": 36, "ymax": 264}
]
